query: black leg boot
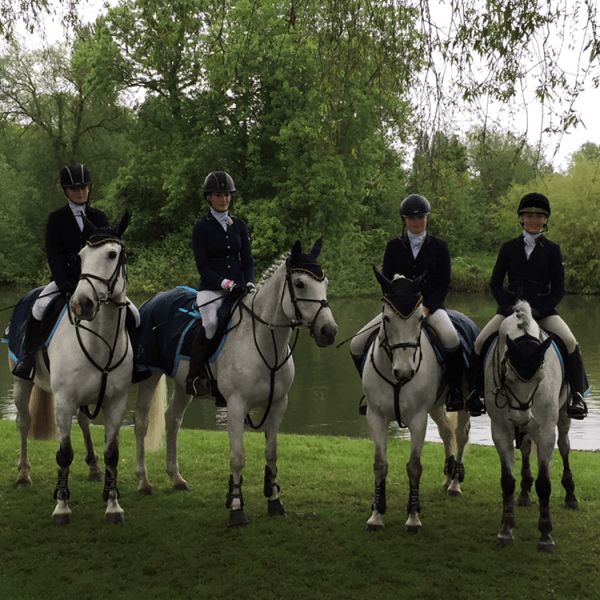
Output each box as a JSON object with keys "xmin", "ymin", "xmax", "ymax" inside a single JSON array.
[
  {"xmin": 465, "ymin": 350, "xmax": 486, "ymax": 417},
  {"xmin": 565, "ymin": 345, "xmax": 588, "ymax": 420},
  {"xmin": 126, "ymin": 308, "xmax": 152, "ymax": 384},
  {"xmin": 185, "ymin": 326, "xmax": 211, "ymax": 397},
  {"xmin": 12, "ymin": 316, "xmax": 42, "ymax": 380},
  {"xmin": 445, "ymin": 346, "xmax": 464, "ymax": 412}
]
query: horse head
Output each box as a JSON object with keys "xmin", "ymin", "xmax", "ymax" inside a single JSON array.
[
  {"xmin": 373, "ymin": 267, "xmax": 425, "ymax": 383},
  {"xmin": 506, "ymin": 334, "xmax": 554, "ymax": 383},
  {"xmin": 71, "ymin": 211, "xmax": 130, "ymax": 321},
  {"xmin": 282, "ymin": 238, "xmax": 337, "ymax": 347}
]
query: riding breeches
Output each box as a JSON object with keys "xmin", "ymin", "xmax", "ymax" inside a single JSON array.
[
  {"xmin": 474, "ymin": 313, "xmax": 577, "ymax": 354},
  {"xmin": 32, "ymin": 280, "xmax": 141, "ymax": 327},
  {"xmin": 350, "ymin": 308, "xmax": 460, "ymax": 359},
  {"xmin": 196, "ymin": 289, "xmax": 227, "ymax": 339}
]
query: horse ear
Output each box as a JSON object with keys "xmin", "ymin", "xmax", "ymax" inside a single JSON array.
[
  {"xmin": 373, "ymin": 266, "xmax": 392, "ymax": 291},
  {"xmin": 539, "ymin": 336, "xmax": 554, "ymax": 356},
  {"xmin": 114, "ymin": 210, "xmax": 130, "ymax": 239},
  {"xmin": 309, "ymin": 238, "xmax": 323, "ymax": 260},
  {"xmin": 290, "ymin": 240, "xmax": 302, "ymax": 263},
  {"xmin": 412, "ymin": 270, "xmax": 427, "ymax": 293},
  {"xmin": 506, "ymin": 336, "xmax": 517, "ymax": 355}
]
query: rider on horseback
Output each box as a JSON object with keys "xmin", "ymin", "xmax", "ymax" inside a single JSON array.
[
  {"xmin": 185, "ymin": 171, "xmax": 256, "ymax": 401},
  {"xmin": 465, "ymin": 192, "xmax": 588, "ymax": 420},
  {"xmin": 350, "ymin": 194, "xmax": 466, "ymax": 413},
  {"xmin": 12, "ymin": 164, "xmax": 149, "ymax": 383}
]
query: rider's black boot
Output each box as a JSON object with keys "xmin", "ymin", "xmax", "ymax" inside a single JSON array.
[
  {"xmin": 465, "ymin": 350, "xmax": 486, "ymax": 417},
  {"xmin": 126, "ymin": 308, "xmax": 152, "ymax": 384},
  {"xmin": 445, "ymin": 346, "xmax": 464, "ymax": 412},
  {"xmin": 12, "ymin": 316, "xmax": 42, "ymax": 381},
  {"xmin": 565, "ymin": 345, "xmax": 588, "ymax": 420},
  {"xmin": 185, "ymin": 326, "xmax": 211, "ymax": 397}
]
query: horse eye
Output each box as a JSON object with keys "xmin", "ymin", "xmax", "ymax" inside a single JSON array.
[
  {"xmin": 295, "ymin": 281, "xmax": 305, "ymax": 289},
  {"xmin": 108, "ymin": 250, "xmax": 118, "ymax": 260}
]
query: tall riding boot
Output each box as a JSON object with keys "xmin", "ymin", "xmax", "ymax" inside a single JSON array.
[
  {"xmin": 126, "ymin": 308, "xmax": 152, "ymax": 384},
  {"xmin": 444, "ymin": 346, "xmax": 464, "ymax": 412},
  {"xmin": 565, "ymin": 345, "xmax": 588, "ymax": 420},
  {"xmin": 12, "ymin": 316, "xmax": 42, "ymax": 380},
  {"xmin": 465, "ymin": 350, "xmax": 486, "ymax": 417},
  {"xmin": 185, "ymin": 326, "xmax": 212, "ymax": 397}
]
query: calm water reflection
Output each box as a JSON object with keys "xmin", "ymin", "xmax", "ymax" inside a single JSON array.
[{"xmin": 1, "ymin": 288, "xmax": 599, "ymax": 450}]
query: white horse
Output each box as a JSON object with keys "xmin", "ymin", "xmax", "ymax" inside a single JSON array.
[
  {"xmin": 7, "ymin": 214, "xmax": 133, "ymax": 526},
  {"xmin": 485, "ymin": 300, "xmax": 577, "ymax": 553},
  {"xmin": 134, "ymin": 239, "xmax": 338, "ymax": 528},
  {"xmin": 362, "ymin": 268, "xmax": 472, "ymax": 533}
]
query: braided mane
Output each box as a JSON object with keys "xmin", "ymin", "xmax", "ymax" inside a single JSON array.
[{"xmin": 257, "ymin": 252, "xmax": 290, "ymax": 288}]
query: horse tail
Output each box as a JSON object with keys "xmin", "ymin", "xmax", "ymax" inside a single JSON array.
[
  {"xmin": 28, "ymin": 385, "xmax": 58, "ymax": 440},
  {"xmin": 145, "ymin": 375, "xmax": 167, "ymax": 452}
]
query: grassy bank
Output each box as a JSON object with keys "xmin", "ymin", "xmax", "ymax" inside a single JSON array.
[{"xmin": 0, "ymin": 420, "xmax": 598, "ymax": 600}]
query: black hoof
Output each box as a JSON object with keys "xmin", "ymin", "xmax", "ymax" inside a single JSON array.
[
  {"xmin": 268, "ymin": 498, "xmax": 287, "ymax": 517},
  {"xmin": 228, "ymin": 508, "xmax": 249, "ymax": 529}
]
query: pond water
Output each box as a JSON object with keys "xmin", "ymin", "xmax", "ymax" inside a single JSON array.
[{"xmin": 1, "ymin": 288, "xmax": 599, "ymax": 450}]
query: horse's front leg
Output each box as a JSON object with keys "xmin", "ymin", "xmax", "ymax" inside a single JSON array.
[
  {"xmin": 165, "ymin": 381, "xmax": 193, "ymax": 491},
  {"xmin": 102, "ymin": 397, "xmax": 128, "ymax": 525},
  {"xmin": 52, "ymin": 407, "xmax": 76, "ymax": 526},
  {"xmin": 405, "ymin": 420, "xmax": 426, "ymax": 534},
  {"xmin": 517, "ymin": 434, "xmax": 534, "ymax": 507},
  {"xmin": 77, "ymin": 410, "xmax": 104, "ymax": 482},
  {"xmin": 535, "ymin": 441, "xmax": 555, "ymax": 553},
  {"xmin": 13, "ymin": 377, "xmax": 34, "ymax": 488},
  {"xmin": 492, "ymin": 423, "xmax": 517, "ymax": 547},
  {"xmin": 263, "ymin": 394, "xmax": 288, "ymax": 517},
  {"xmin": 226, "ymin": 397, "xmax": 249, "ymax": 529},
  {"xmin": 557, "ymin": 409, "xmax": 578, "ymax": 510},
  {"xmin": 365, "ymin": 406, "xmax": 389, "ymax": 532}
]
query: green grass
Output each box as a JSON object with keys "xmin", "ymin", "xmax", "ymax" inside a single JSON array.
[{"xmin": 0, "ymin": 420, "xmax": 599, "ymax": 600}]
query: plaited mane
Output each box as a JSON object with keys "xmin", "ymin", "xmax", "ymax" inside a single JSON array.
[{"xmin": 257, "ymin": 253, "xmax": 290, "ymax": 288}]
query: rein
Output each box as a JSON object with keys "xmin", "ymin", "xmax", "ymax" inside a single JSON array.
[
  {"xmin": 70, "ymin": 240, "xmax": 130, "ymax": 419},
  {"xmin": 238, "ymin": 266, "xmax": 329, "ymax": 430}
]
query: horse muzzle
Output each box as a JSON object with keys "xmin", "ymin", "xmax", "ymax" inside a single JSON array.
[
  {"xmin": 70, "ymin": 295, "xmax": 98, "ymax": 321},
  {"xmin": 312, "ymin": 322, "xmax": 338, "ymax": 348}
]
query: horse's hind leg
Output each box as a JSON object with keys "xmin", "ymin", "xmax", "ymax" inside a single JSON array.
[
  {"xmin": 557, "ymin": 409, "xmax": 578, "ymax": 510},
  {"xmin": 263, "ymin": 395, "xmax": 288, "ymax": 517},
  {"xmin": 365, "ymin": 408, "xmax": 388, "ymax": 532},
  {"xmin": 517, "ymin": 434, "xmax": 534, "ymax": 507},
  {"xmin": 165, "ymin": 381, "xmax": 193, "ymax": 491},
  {"xmin": 77, "ymin": 410, "xmax": 104, "ymax": 482},
  {"xmin": 13, "ymin": 378, "xmax": 34, "ymax": 488}
]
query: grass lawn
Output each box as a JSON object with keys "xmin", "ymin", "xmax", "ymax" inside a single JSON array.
[{"xmin": 0, "ymin": 419, "xmax": 598, "ymax": 600}]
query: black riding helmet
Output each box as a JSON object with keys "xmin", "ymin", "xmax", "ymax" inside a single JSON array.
[
  {"xmin": 60, "ymin": 163, "xmax": 92, "ymax": 201},
  {"xmin": 203, "ymin": 171, "xmax": 235, "ymax": 198},
  {"xmin": 517, "ymin": 192, "xmax": 551, "ymax": 216},
  {"xmin": 400, "ymin": 194, "xmax": 431, "ymax": 220}
]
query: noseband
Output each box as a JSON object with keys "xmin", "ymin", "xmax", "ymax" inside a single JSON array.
[{"xmin": 284, "ymin": 266, "xmax": 330, "ymax": 338}]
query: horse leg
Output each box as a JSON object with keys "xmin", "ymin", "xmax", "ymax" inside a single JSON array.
[
  {"xmin": 492, "ymin": 423, "xmax": 516, "ymax": 547},
  {"xmin": 405, "ymin": 420, "xmax": 426, "ymax": 534},
  {"xmin": 135, "ymin": 373, "xmax": 162, "ymax": 495},
  {"xmin": 77, "ymin": 410, "xmax": 104, "ymax": 482},
  {"xmin": 365, "ymin": 408, "xmax": 388, "ymax": 532},
  {"xmin": 52, "ymin": 407, "xmax": 76, "ymax": 526},
  {"xmin": 263, "ymin": 395, "xmax": 288, "ymax": 517},
  {"xmin": 13, "ymin": 378, "xmax": 34, "ymax": 487},
  {"xmin": 517, "ymin": 434, "xmax": 534, "ymax": 507},
  {"xmin": 535, "ymin": 457, "xmax": 555, "ymax": 553},
  {"xmin": 450, "ymin": 408, "xmax": 470, "ymax": 494},
  {"xmin": 226, "ymin": 398, "xmax": 249, "ymax": 528},
  {"xmin": 557, "ymin": 409, "xmax": 578, "ymax": 510},
  {"xmin": 165, "ymin": 381, "xmax": 193, "ymax": 491},
  {"xmin": 102, "ymin": 398, "xmax": 128, "ymax": 525}
]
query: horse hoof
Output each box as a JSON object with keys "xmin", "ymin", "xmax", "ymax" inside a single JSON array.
[
  {"xmin": 268, "ymin": 499, "xmax": 287, "ymax": 517},
  {"xmin": 52, "ymin": 512, "xmax": 73, "ymax": 527},
  {"xmin": 496, "ymin": 534, "xmax": 513, "ymax": 548},
  {"xmin": 88, "ymin": 468, "xmax": 104, "ymax": 482},
  {"xmin": 15, "ymin": 477, "xmax": 32, "ymax": 488},
  {"xmin": 517, "ymin": 495, "xmax": 531, "ymax": 507},
  {"xmin": 138, "ymin": 484, "xmax": 155, "ymax": 496},
  {"xmin": 405, "ymin": 525, "xmax": 422, "ymax": 535},
  {"xmin": 365, "ymin": 524, "xmax": 383, "ymax": 532},
  {"xmin": 174, "ymin": 481, "xmax": 190, "ymax": 492},
  {"xmin": 228, "ymin": 509, "xmax": 249, "ymax": 529},
  {"xmin": 537, "ymin": 538, "xmax": 555, "ymax": 554},
  {"xmin": 447, "ymin": 488, "xmax": 462, "ymax": 497},
  {"xmin": 106, "ymin": 511, "xmax": 126, "ymax": 525},
  {"xmin": 565, "ymin": 498, "xmax": 579, "ymax": 510}
]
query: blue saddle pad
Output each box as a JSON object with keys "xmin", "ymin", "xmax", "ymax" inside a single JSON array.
[{"xmin": 138, "ymin": 286, "xmax": 201, "ymax": 378}]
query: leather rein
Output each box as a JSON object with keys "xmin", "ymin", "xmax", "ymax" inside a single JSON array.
[
  {"xmin": 237, "ymin": 265, "xmax": 330, "ymax": 430},
  {"xmin": 68, "ymin": 239, "xmax": 130, "ymax": 420}
]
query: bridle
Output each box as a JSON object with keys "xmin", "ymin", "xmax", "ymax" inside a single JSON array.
[
  {"xmin": 237, "ymin": 263, "xmax": 331, "ymax": 430},
  {"xmin": 491, "ymin": 339, "xmax": 544, "ymax": 412},
  {"xmin": 370, "ymin": 295, "xmax": 424, "ymax": 428},
  {"xmin": 68, "ymin": 238, "xmax": 130, "ymax": 419}
]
